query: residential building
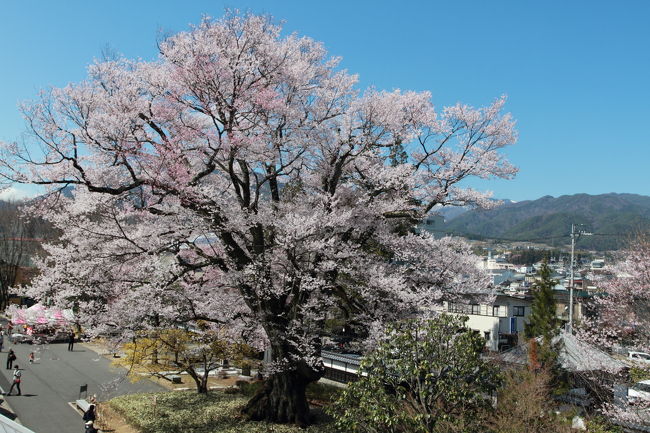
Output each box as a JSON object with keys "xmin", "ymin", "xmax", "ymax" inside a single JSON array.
[
  {"xmin": 590, "ymin": 259, "xmax": 605, "ymax": 271},
  {"xmin": 444, "ymin": 294, "xmax": 533, "ymax": 351}
]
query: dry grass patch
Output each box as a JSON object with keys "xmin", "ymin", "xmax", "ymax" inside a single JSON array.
[{"xmin": 109, "ymin": 390, "xmax": 336, "ymax": 433}]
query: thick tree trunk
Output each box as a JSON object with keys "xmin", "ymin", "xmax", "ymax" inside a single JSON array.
[
  {"xmin": 187, "ymin": 367, "xmax": 209, "ymax": 394},
  {"xmin": 239, "ymin": 300, "xmax": 324, "ymax": 425},
  {"xmin": 197, "ymin": 381, "xmax": 208, "ymax": 393},
  {"xmin": 241, "ymin": 366, "xmax": 319, "ymax": 426}
]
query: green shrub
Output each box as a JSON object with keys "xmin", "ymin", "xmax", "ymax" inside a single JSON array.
[
  {"xmin": 630, "ymin": 366, "xmax": 650, "ymax": 383},
  {"xmin": 328, "ymin": 316, "xmax": 501, "ymax": 433},
  {"xmin": 585, "ymin": 417, "xmax": 623, "ymax": 433}
]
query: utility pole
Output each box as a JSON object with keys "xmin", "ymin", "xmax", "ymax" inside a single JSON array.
[
  {"xmin": 568, "ymin": 224, "xmax": 591, "ymax": 334},
  {"xmin": 568, "ymin": 224, "xmax": 576, "ymax": 334}
]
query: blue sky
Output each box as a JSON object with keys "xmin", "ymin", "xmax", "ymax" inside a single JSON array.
[{"xmin": 1, "ymin": 0, "xmax": 648, "ymax": 201}]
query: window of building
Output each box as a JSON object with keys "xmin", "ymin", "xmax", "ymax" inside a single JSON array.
[
  {"xmin": 492, "ymin": 306, "xmax": 501, "ymax": 317},
  {"xmin": 513, "ymin": 306, "xmax": 525, "ymax": 316},
  {"xmin": 484, "ymin": 331, "xmax": 490, "ymax": 341},
  {"xmin": 471, "ymin": 304, "xmax": 480, "ymax": 315}
]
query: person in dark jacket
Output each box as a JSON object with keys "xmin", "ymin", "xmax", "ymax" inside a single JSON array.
[
  {"xmin": 82, "ymin": 404, "xmax": 96, "ymax": 422},
  {"xmin": 84, "ymin": 421, "xmax": 98, "ymax": 433},
  {"xmin": 68, "ymin": 332, "xmax": 75, "ymax": 351},
  {"xmin": 6, "ymin": 349, "xmax": 16, "ymax": 369}
]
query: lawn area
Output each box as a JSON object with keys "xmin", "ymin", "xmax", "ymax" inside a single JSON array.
[{"xmin": 108, "ymin": 388, "xmax": 338, "ymax": 433}]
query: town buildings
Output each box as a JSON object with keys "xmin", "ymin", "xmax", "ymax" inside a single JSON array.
[{"xmin": 444, "ymin": 294, "xmax": 532, "ymax": 351}]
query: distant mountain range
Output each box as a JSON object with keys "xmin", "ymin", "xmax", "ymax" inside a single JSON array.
[{"xmin": 425, "ymin": 193, "xmax": 650, "ymax": 251}]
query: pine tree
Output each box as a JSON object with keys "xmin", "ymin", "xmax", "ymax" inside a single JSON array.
[
  {"xmin": 525, "ymin": 261, "xmax": 567, "ymax": 392},
  {"xmin": 526, "ymin": 261, "xmax": 560, "ymax": 340}
]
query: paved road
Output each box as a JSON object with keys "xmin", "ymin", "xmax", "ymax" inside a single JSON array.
[{"xmin": 0, "ymin": 339, "xmax": 165, "ymax": 433}]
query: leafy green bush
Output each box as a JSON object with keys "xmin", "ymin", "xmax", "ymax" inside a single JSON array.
[
  {"xmin": 328, "ymin": 316, "xmax": 501, "ymax": 433},
  {"xmin": 630, "ymin": 366, "xmax": 650, "ymax": 383},
  {"xmin": 109, "ymin": 391, "xmax": 335, "ymax": 433},
  {"xmin": 585, "ymin": 417, "xmax": 623, "ymax": 433}
]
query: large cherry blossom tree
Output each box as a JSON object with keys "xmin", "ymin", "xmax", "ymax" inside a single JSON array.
[{"xmin": 0, "ymin": 13, "xmax": 517, "ymax": 425}]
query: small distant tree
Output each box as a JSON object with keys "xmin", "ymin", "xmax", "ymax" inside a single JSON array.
[
  {"xmin": 525, "ymin": 261, "xmax": 560, "ymax": 340},
  {"xmin": 116, "ymin": 327, "xmax": 252, "ymax": 394},
  {"xmin": 328, "ymin": 315, "xmax": 501, "ymax": 433}
]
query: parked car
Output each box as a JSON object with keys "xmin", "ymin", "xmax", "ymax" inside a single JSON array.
[
  {"xmin": 628, "ymin": 380, "xmax": 650, "ymax": 404},
  {"xmin": 9, "ymin": 333, "xmax": 32, "ymax": 344},
  {"xmin": 628, "ymin": 351, "xmax": 650, "ymax": 364}
]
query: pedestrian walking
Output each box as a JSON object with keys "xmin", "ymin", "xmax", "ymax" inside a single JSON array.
[
  {"xmin": 6, "ymin": 349, "xmax": 16, "ymax": 369},
  {"xmin": 68, "ymin": 332, "xmax": 75, "ymax": 351},
  {"xmin": 0, "ymin": 331, "xmax": 4, "ymax": 352},
  {"xmin": 84, "ymin": 421, "xmax": 99, "ymax": 433},
  {"xmin": 82, "ymin": 404, "xmax": 96, "ymax": 423},
  {"xmin": 7, "ymin": 365, "xmax": 21, "ymax": 396},
  {"xmin": 28, "ymin": 352, "xmax": 34, "ymax": 364}
]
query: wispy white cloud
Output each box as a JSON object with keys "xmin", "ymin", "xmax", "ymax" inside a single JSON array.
[{"xmin": 0, "ymin": 186, "xmax": 38, "ymax": 202}]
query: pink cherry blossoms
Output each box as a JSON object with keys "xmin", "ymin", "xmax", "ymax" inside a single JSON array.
[{"xmin": 0, "ymin": 12, "xmax": 517, "ymax": 423}]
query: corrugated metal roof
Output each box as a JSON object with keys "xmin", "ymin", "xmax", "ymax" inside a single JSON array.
[
  {"xmin": 499, "ymin": 331, "xmax": 626, "ymax": 373},
  {"xmin": 321, "ymin": 351, "xmax": 362, "ymax": 366}
]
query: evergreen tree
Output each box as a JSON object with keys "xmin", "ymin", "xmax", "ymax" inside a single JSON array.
[
  {"xmin": 526, "ymin": 261, "xmax": 560, "ymax": 339},
  {"xmin": 525, "ymin": 262, "xmax": 567, "ymax": 392}
]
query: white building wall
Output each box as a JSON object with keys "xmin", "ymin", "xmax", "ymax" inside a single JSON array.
[
  {"xmin": 444, "ymin": 295, "xmax": 532, "ymax": 351},
  {"xmin": 462, "ymin": 315, "xmax": 501, "ymax": 351}
]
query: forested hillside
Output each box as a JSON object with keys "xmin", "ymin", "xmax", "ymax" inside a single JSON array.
[{"xmin": 429, "ymin": 193, "xmax": 650, "ymax": 250}]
